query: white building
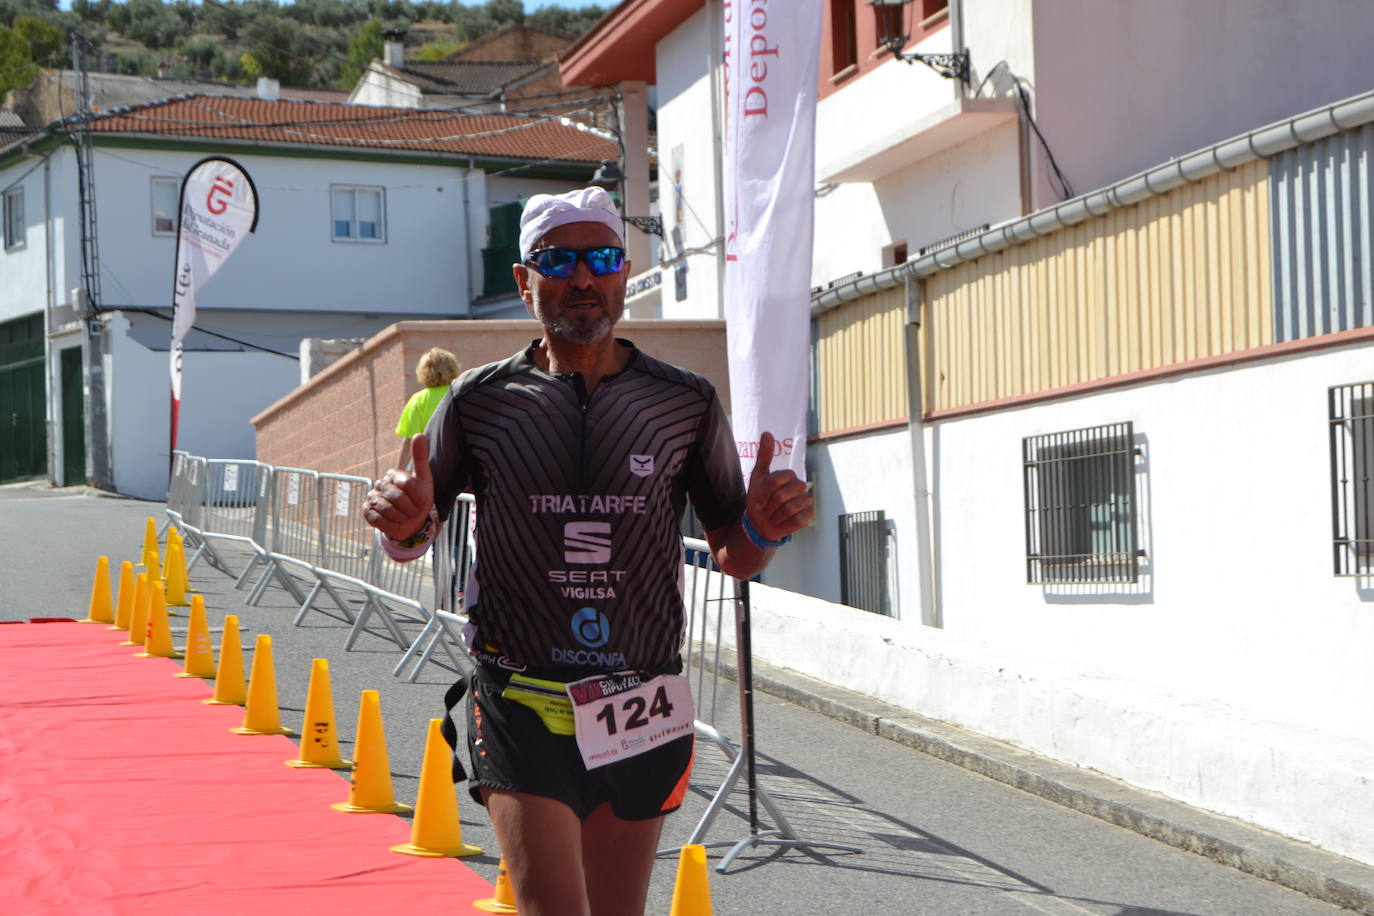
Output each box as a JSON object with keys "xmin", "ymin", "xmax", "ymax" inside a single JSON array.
[
  {"xmin": 0, "ymin": 93, "xmax": 617, "ymax": 497},
  {"xmin": 558, "ymin": 0, "xmax": 1374, "ymax": 871}
]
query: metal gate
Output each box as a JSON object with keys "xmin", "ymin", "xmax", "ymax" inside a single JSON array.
[
  {"xmin": 838, "ymin": 509, "xmax": 893, "ymax": 615},
  {"xmin": 60, "ymin": 346, "xmax": 85, "ymax": 485},
  {"xmin": 0, "ymin": 314, "xmax": 45, "ymax": 483}
]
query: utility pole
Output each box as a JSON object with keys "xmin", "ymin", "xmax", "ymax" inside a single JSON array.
[{"xmin": 72, "ymin": 36, "xmax": 111, "ymax": 491}]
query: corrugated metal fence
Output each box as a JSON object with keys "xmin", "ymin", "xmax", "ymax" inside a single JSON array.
[{"xmin": 1271, "ymin": 122, "xmax": 1374, "ymax": 342}]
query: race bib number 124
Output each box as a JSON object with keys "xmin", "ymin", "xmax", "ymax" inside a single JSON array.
[{"xmin": 566, "ymin": 672, "xmax": 694, "ymax": 770}]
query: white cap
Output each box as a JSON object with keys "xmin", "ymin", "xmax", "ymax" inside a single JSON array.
[{"xmin": 518, "ymin": 187, "xmax": 624, "ymax": 260}]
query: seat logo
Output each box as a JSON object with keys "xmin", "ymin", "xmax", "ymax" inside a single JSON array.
[
  {"xmin": 571, "ymin": 607, "xmax": 611, "ymax": 648},
  {"xmin": 564, "ymin": 521, "xmax": 612, "ymax": 564},
  {"xmin": 629, "ymin": 454, "xmax": 655, "ymax": 477}
]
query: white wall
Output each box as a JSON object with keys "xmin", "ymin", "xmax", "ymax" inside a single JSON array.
[
  {"xmin": 765, "ymin": 427, "xmax": 921, "ymax": 617},
  {"xmin": 104, "ymin": 311, "xmax": 299, "ymax": 499},
  {"xmin": 0, "ymin": 163, "xmax": 49, "ymax": 320},
  {"xmin": 656, "ymin": 7, "xmax": 725, "ymax": 320},
  {"xmin": 91, "ymin": 148, "xmax": 473, "ymax": 317},
  {"xmin": 1031, "ymin": 0, "xmax": 1374, "ymax": 207},
  {"xmin": 934, "ymin": 341, "xmax": 1374, "ymax": 742},
  {"xmin": 349, "ymin": 67, "xmax": 422, "ymax": 108}
]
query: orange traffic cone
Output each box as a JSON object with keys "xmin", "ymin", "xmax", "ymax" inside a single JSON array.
[
  {"xmin": 669, "ymin": 845, "xmax": 713, "ymax": 916},
  {"xmin": 204, "ymin": 615, "xmax": 246, "ymax": 705},
  {"xmin": 390, "ymin": 718, "xmax": 482, "ymax": 858},
  {"xmin": 140, "ymin": 517, "xmax": 158, "ymax": 571},
  {"xmin": 286, "ymin": 658, "xmax": 350, "ymax": 769},
  {"xmin": 230, "ymin": 634, "xmax": 292, "ymax": 735},
  {"xmin": 164, "ymin": 535, "xmax": 189, "ymax": 609},
  {"xmin": 331, "ymin": 690, "xmax": 411, "ymax": 814},
  {"xmin": 81, "ymin": 556, "xmax": 114, "ymax": 624},
  {"xmin": 109, "ymin": 561, "xmax": 136, "ymax": 631},
  {"xmin": 175, "ymin": 595, "xmax": 215, "ymax": 679},
  {"xmin": 119, "ymin": 573, "xmax": 151, "ymax": 646},
  {"xmin": 474, "ymin": 858, "xmax": 518, "ymax": 913},
  {"xmin": 135, "ymin": 581, "xmax": 182, "ymax": 658}
]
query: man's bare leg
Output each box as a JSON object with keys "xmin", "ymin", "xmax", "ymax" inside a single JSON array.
[
  {"xmin": 581, "ymin": 802, "xmax": 667, "ymax": 916},
  {"xmin": 481, "ymin": 787, "xmax": 589, "ymax": 916}
]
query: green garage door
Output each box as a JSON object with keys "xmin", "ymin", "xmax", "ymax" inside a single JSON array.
[{"xmin": 0, "ymin": 314, "xmax": 45, "ymax": 483}]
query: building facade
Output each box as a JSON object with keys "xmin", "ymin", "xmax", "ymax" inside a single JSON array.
[{"xmin": 0, "ymin": 94, "xmax": 616, "ymax": 496}]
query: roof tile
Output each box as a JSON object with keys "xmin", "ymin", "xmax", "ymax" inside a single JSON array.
[{"xmin": 76, "ymin": 95, "xmax": 619, "ymax": 163}]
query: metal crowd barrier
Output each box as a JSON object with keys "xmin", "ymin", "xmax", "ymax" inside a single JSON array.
[
  {"xmin": 168, "ymin": 451, "xmax": 856, "ymax": 871},
  {"xmin": 392, "ymin": 494, "xmax": 477, "ymax": 681},
  {"xmin": 167, "ymin": 453, "xmax": 464, "ymax": 672}
]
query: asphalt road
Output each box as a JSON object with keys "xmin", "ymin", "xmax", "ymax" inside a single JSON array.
[{"xmin": 0, "ymin": 482, "xmax": 1350, "ymax": 915}]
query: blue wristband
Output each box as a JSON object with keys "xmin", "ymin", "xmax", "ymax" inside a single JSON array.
[{"xmin": 741, "ymin": 513, "xmax": 791, "ymax": 550}]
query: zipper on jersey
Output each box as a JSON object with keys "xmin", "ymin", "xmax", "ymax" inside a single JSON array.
[{"xmin": 569, "ymin": 372, "xmax": 591, "ymax": 493}]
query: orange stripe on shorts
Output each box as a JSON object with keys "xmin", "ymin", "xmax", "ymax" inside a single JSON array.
[{"xmin": 662, "ymin": 746, "xmax": 694, "ymax": 811}]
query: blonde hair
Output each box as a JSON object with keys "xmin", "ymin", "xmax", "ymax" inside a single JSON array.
[{"xmin": 416, "ymin": 347, "xmax": 460, "ymax": 388}]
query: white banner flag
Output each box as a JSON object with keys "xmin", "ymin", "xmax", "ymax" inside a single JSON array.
[
  {"xmin": 722, "ymin": 0, "xmax": 822, "ymax": 478},
  {"xmin": 169, "ymin": 157, "xmax": 258, "ymax": 453}
]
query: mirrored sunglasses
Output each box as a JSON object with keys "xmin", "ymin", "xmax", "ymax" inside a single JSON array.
[{"xmin": 525, "ymin": 246, "xmax": 626, "ymax": 278}]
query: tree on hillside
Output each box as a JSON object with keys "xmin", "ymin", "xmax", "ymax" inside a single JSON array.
[
  {"xmin": 529, "ymin": 4, "xmax": 606, "ymax": 34},
  {"xmin": 242, "ymin": 13, "xmax": 322, "ymax": 86},
  {"xmin": 340, "ymin": 16, "xmax": 383, "ymax": 87},
  {"xmin": 0, "ymin": 16, "xmax": 62, "ymax": 95}
]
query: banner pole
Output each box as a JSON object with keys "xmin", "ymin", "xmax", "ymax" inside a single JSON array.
[{"xmin": 735, "ymin": 577, "xmax": 759, "ymax": 833}]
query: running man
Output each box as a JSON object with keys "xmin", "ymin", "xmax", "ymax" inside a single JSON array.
[{"xmin": 364, "ymin": 187, "xmax": 811, "ymax": 916}]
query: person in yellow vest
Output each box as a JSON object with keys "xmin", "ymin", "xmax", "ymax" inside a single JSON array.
[{"xmin": 395, "ymin": 348, "xmax": 461, "ymax": 469}]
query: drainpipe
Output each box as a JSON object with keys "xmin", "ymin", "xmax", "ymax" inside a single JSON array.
[
  {"xmin": 707, "ymin": 0, "xmax": 726, "ymax": 319},
  {"xmin": 43, "ymin": 154, "xmax": 56, "ymax": 484},
  {"xmin": 904, "ymin": 275, "xmax": 940, "ymax": 627},
  {"xmin": 462, "ymin": 159, "xmax": 474, "ymax": 311}
]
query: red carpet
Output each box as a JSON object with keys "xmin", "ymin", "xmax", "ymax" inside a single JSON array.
[{"xmin": 0, "ymin": 621, "xmax": 492, "ymax": 914}]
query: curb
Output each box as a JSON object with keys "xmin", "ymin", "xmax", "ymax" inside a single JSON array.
[{"xmin": 711, "ymin": 653, "xmax": 1374, "ymax": 914}]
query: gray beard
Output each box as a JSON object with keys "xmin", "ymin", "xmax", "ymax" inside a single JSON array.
[{"xmin": 551, "ymin": 313, "xmax": 612, "ymax": 344}]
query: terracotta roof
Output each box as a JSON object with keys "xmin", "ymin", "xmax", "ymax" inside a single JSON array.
[
  {"xmin": 71, "ymin": 95, "xmax": 621, "ymax": 163},
  {"xmin": 389, "ymin": 60, "xmax": 549, "ymax": 95},
  {"xmin": 445, "ymin": 22, "xmax": 578, "ymax": 60}
]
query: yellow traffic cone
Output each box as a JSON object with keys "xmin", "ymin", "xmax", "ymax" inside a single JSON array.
[
  {"xmin": 109, "ymin": 561, "xmax": 136, "ymax": 631},
  {"xmin": 81, "ymin": 556, "xmax": 114, "ymax": 624},
  {"xmin": 135, "ymin": 581, "xmax": 182, "ymax": 658},
  {"xmin": 332, "ymin": 690, "xmax": 411, "ymax": 814},
  {"xmin": 286, "ymin": 658, "xmax": 350, "ymax": 769},
  {"xmin": 474, "ymin": 858, "xmax": 519, "ymax": 913},
  {"xmin": 230, "ymin": 634, "xmax": 293, "ymax": 735},
  {"xmin": 140, "ymin": 517, "xmax": 158, "ymax": 571},
  {"xmin": 164, "ymin": 536, "xmax": 189, "ymax": 609},
  {"xmin": 390, "ymin": 718, "xmax": 482, "ymax": 858},
  {"xmin": 119, "ymin": 573, "xmax": 151, "ymax": 646},
  {"xmin": 175, "ymin": 595, "xmax": 215, "ymax": 679},
  {"xmin": 669, "ymin": 845, "xmax": 713, "ymax": 916},
  {"xmin": 204, "ymin": 615, "xmax": 245, "ymax": 705}
]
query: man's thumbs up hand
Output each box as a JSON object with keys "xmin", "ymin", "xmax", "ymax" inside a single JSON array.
[
  {"xmin": 364, "ymin": 435, "xmax": 436, "ymax": 541},
  {"xmin": 742, "ymin": 432, "xmax": 813, "ymax": 547}
]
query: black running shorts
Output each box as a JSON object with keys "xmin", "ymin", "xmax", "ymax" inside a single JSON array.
[{"xmin": 466, "ymin": 665, "xmax": 695, "ymax": 821}]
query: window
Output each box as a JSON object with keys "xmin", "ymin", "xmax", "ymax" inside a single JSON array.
[
  {"xmin": 1023, "ymin": 422, "xmax": 1138, "ymax": 584},
  {"xmin": 830, "ymin": 0, "xmax": 858, "ymax": 77},
  {"xmin": 839, "ymin": 510, "xmax": 896, "ymax": 615},
  {"xmin": 1330, "ymin": 382, "xmax": 1374, "ymax": 576},
  {"xmin": 4, "ymin": 187, "xmax": 24, "ymax": 250},
  {"xmin": 151, "ymin": 177, "xmax": 179, "ymax": 236},
  {"xmin": 331, "ymin": 185, "xmax": 385, "ymax": 242}
]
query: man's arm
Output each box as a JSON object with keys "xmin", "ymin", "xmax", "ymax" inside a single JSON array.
[
  {"xmin": 365, "ymin": 435, "xmax": 435, "ymax": 543},
  {"xmin": 704, "ymin": 432, "xmax": 813, "ymax": 580}
]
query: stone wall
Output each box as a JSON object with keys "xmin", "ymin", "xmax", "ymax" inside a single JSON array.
[{"xmin": 253, "ymin": 319, "xmax": 729, "ymax": 481}]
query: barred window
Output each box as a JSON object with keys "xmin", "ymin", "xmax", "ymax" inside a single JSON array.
[
  {"xmin": 839, "ymin": 510, "xmax": 896, "ymax": 615},
  {"xmin": 1023, "ymin": 422, "xmax": 1138, "ymax": 584},
  {"xmin": 1330, "ymin": 382, "xmax": 1374, "ymax": 576}
]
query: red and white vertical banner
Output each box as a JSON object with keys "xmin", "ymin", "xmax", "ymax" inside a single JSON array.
[
  {"xmin": 169, "ymin": 157, "xmax": 258, "ymax": 455},
  {"xmin": 721, "ymin": 0, "xmax": 822, "ymax": 477}
]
